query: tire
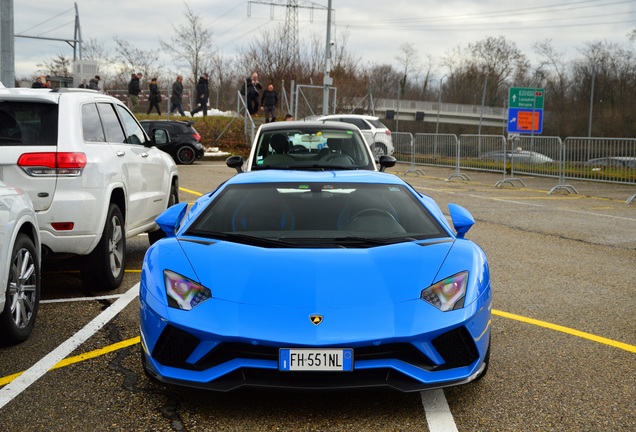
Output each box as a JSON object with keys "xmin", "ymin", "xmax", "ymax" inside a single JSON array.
[
  {"xmin": 82, "ymin": 204, "xmax": 126, "ymax": 291},
  {"xmin": 148, "ymin": 184, "xmax": 179, "ymax": 245},
  {"xmin": 372, "ymin": 143, "xmax": 387, "ymax": 158},
  {"xmin": 0, "ymin": 234, "xmax": 40, "ymax": 344},
  {"xmin": 176, "ymin": 145, "xmax": 196, "ymax": 165}
]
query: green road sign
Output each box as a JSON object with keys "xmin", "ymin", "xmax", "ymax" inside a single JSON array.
[{"xmin": 509, "ymin": 87, "xmax": 544, "ymax": 109}]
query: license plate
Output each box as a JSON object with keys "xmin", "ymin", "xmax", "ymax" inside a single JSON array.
[{"xmin": 279, "ymin": 348, "xmax": 353, "ymax": 371}]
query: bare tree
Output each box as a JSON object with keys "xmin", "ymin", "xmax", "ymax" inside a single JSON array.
[
  {"xmin": 159, "ymin": 3, "xmax": 216, "ymax": 88},
  {"xmin": 395, "ymin": 42, "xmax": 419, "ymax": 98},
  {"xmin": 82, "ymin": 37, "xmax": 111, "ymax": 74},
  {"xmin": 37, "ymin": 53, "xmax": 72, "ymax": 77},
  {"xmin": 113, "ymin": 36, "xmax": 162, "ymax": 87}
]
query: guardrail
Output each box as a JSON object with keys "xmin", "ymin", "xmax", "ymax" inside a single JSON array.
[{"xmin": 389, "ymin": 133, "xmax": 636, "ymax": 204}]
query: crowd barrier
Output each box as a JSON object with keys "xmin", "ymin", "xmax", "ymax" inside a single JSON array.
[{"xmin": 387, "ymin": 132, "xmax": 636, "ymax": 204}]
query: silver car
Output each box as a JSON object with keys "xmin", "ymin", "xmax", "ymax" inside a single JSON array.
[{"xmin": 0, "ymin": 181, "xmax": 41, "ymax": 344}]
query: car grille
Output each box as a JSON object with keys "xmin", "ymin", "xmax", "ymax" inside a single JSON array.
[{"xmin": 152, "ymin": 325, "xmax": 478, "ymax": 373}]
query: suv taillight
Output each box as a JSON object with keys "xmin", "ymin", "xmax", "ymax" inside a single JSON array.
[
  {"xmin": 192, "ymin": 132, "xmax": 201, "ymax": 142},
  {"xmin": 385, "ymin": 130, "xmax": 391, "ymax": 135},
  {"xmin": 18, "ymin": 152, "xmax": 87, "ymax": 177}
]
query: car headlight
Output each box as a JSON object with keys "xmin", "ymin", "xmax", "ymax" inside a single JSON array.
[
  {"xmin": 164, "ymin": 269, "xmax": 211, "ymax": 310},
  {"xmin": 420, "ymin": 271, "xmax": 467, "ymax": 311}
]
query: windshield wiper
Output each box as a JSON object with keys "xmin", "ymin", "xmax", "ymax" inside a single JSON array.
[
  {"xmin": 185, "ymin": 230, "xmax": 297, "ymax": 248},
  {"xmin": 330, "ymin": 236, "xmax": 416, "ymax": 247}
]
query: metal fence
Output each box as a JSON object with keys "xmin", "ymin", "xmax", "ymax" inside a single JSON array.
[{"xmin": 393, "ymin": 133, "xmax": 636, "ymax": 203}]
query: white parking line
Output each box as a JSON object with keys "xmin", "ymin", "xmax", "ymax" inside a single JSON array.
[
  {"xmin": 421, "ymin": 389, "xmax": 459, "ymax": 432},
  {"xmin": 0, "ymin": 283, "xmax": 139, "ymax": 410}
]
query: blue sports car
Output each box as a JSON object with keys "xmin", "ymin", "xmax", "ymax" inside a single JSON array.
[{"xmin": 139, "ymin": 170, "xmax": 491, "ymax": 392}]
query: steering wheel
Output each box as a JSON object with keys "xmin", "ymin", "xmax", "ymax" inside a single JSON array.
[
  {"xmin": 291, "ymin": 144, "xmax": 308, "ymax": 153},
  {"xmin": 349, "ymin": 208, "xmax": 396, "ymax": 223},
  {"xmin": 323, "ymin": 153, "xmax": 355, "ymax": 165}
]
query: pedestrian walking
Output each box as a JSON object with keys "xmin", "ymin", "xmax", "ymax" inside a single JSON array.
[
  {"xmin": 191, "ymin": 74, "xmax": 209, "ymax": 117},
  {"xmin": 260, "ymin": 82, "xmax": 278, "ymax": 123},
  {"xmin": 170, "ymin": 75, "xmax": 186, "ymax": 116},
  {"xmin": 147, "ymin": 78, "xmax": 162, "ymax": 115},
  {"xmin": 128, "ymin": 73, "xmax": 142, "ymax": 111}
]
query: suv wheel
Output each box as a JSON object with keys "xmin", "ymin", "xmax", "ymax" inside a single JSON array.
[
  {"xmin": 82, "ymin": 204, "xmax": 126, "ymax": 291},
  {"xmin": 176, "ymin": 145, "xmax": 196, "ymax": 165},
  {"xmin": 373, "ymin": 143, "xmax": 387, "ymax": 158},
  {"xmin": 0, "ymin": 234, "xmax": 40, "ymax": 344}
]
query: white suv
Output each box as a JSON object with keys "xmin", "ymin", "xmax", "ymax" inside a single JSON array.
[
  {"xmin": 0, "ymin": 87, "xmax": 179, "ymax": 291},
  {"xmin": 317, "ymin": 114, "xmax": 394, "ymax": 158}
]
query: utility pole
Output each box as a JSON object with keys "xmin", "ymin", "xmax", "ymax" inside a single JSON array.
[
  {"xmin": 0, "ymin": 0, "xmax": 15, "ymax": 86},
  {"xmin": 322, "ymin": 0, "xmax": 333, "ymax": 115}
]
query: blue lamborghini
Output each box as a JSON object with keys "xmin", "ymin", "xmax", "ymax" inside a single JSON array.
[{"xmin": 139, "ymin": 170, "xmax": 492, "ymax": 392}]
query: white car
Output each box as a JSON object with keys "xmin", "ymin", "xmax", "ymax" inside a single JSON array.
[
  {"xmin": 0, "ymin": 87, "xmax": 179, "ymax": 291},
  {"xmin": 317, "ymin": 114, "xmax": 395, "ymax": 158},
  {"xmin": 0, "ymin": 181, "xmax": 41, "ymax": 344},
  {"xmin": 226, "ymin": 120, "xmax": 396, "ymax": 173}
]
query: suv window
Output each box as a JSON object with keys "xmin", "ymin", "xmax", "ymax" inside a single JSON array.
[
  {"xmin": 116, "ymin": 105, "xmax": 146, "ymax": 145},
  {"xmin": 0, "ymin": 101, "xmax": 58, "ymax": 146},
  {"xmin": 367, "ymin": 119, "xmax": 387, "ymax": 129},
  {"xmin": 97, "ymin": 103, "xmax": 126, "ymax": 143},
  {"xmin": 341, "ymin": 118, "xmax": 369, "ymax": 130},
  {"xmin": 81, "ymin": 103, "xmax": 106, "ymax": 142}
]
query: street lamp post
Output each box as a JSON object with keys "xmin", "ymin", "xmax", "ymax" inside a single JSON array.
[
  {"xmin": 588, "ymin": 62, "xmax": 598, "ymax": 137},
  {"xmin": 434, "ymin": 75, "xmax": 446, "ymax": 157}
]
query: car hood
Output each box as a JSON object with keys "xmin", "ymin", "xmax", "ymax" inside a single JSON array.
[{"xmin": 174, "ymin": 238, "xmax": 455, "ymax": 308}]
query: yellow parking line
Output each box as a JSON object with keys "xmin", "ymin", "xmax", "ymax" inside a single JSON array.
[
  {"xmin": 179, "ymin": 187, "xmax": 203, "ymax": 197},
  {"xmin": 493, "ymin": 309, "xmax": 636, "ymax": 353},
  {"xmin": 0, "ymin": 337, "xmax": 141, "ymax": 387}
]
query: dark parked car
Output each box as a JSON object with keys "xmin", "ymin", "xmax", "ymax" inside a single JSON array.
[{"xmin": 141, "ymin": 120, "xmax": 204, "ymax": 165}]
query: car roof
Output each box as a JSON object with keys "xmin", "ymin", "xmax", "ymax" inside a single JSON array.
[
  {"xmin": 0, "ymin": 87, "xmax": 123, "ymax": 105},
  {"xmin": 257, "ymin": 120, "xmax": 360, "ymax": 133},
  {"xmin": 225, "ymin": 168, "xmax": 403, "ymax": 186},
  {"xmin": 318, "ymin": 114, "xmax": 380, "ymax": 121}
]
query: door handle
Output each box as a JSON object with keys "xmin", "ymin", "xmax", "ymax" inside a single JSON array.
[{"xmin": 116, "ymin": 151, "xmax": 125, "ymax": 157}]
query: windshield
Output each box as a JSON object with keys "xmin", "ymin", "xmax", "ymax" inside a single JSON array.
[
  {"xmin": 251, "ymin": 127, "xmax": 374, "ymax": 171},
  {"xmin": 185, "ymin": 182, "xmax": 449, "ymax": 248}
]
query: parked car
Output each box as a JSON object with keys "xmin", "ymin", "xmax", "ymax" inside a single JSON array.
[
  {"xmin": 140, "ymin": 169, "xmax": 492, "ymax": 392},
  {"xmin": 140, "ymin": 120, "xmax": 204, "ymax": 165},
  {"xmin": 585, "ymin": 156, "xmax": 636, "ymax": 169},
  {"xmin": 316, "ymin": 114, "xmax": 395, "ymax": 158},
  {"xmin": 0, "ymin": 87, "xmax": 179, "ymax": 291},
  {"xmin": 480, "ymin": 149, "xmax": 554, "ymax": 164},
  {"xmin": 226, "ymin": 120, "xmax": 396, "ymax": 173},
  {"xmin": 0, "ymin": 181, "xmax": 41, "ymax": 344}
]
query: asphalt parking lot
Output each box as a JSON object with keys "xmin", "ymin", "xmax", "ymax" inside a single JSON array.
[{"xmin": 1, "ymin": 160, "xmax": 634, "ymax": 431}]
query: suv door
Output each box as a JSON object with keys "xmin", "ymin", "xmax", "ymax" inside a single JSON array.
[
  {"xmin": 115, "ymin": 106, "xmax": 172, "ymax": 226},
  {"xmin": 96, "ymin": 102, "xmax": 162, "ymax": 231}
]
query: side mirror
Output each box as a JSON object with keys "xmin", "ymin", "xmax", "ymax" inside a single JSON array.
[
  {"xmin": 378, "ymin": 155, "xmax": 397, "ymax": 172},
  {"xmin": 448, "ymin": 203, "xmax": 474, "ymax": 239},
  {"xmin": 226, "ymin": 155, "xmax": 244, "ymax": 173},
  {"xmin": 156, "ymin": 202, "xmax": 188, "ymax": 238},
  {"xmin": 152, "ymin": 129, "xmax": 170, "ymax": 145}
]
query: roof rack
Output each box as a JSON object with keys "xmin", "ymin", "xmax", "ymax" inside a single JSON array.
[{"xmin": 50, "ymin": 88, "xmax": 98, "ymax": 93}]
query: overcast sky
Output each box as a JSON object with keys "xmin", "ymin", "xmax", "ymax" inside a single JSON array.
[{"xmin": 11, "ymin": 0, "xmax": 636, "ymax": 79}]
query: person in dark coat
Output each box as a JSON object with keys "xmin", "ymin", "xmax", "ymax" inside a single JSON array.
[
  {"xmin": 170, "ymin": 75, "xmax": 185, "ymax": 116},
  {"xmin": 191, "ymin": 74, "xmax": 209, "ymax": 117},
  {"xmin": 31, "ymin": 77, "xmax": 44, "ymax": 88},
  {"xmin": 260, "ymin": 83, "xmax": 278, "ymax": 123},
  {"xmin": 88, "ymin": 75, "xmax": 100, "ymax": 90},
  {"xmin": 146, "ymin": 77, "xmax": 162, "ymax": 115},
  {"xmin": 246, "ymin": 72, "xmax": 262, "ymax": 115},
  {"xmin": 128, "ymin": 73, "xmax": 142, "ymax": 111}
]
